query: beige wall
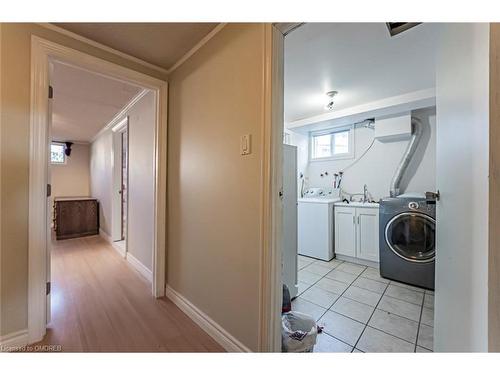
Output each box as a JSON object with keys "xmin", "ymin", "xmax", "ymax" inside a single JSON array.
[
  {"xmin": 167, "ymin": 24, "xmax": 268, "ymax": 351},
  {"xmin": 0, "ymin": 23, "xmax": 166, "ymax": 337},
  {"xmin": 51, "ymin": 143, "xmax": 90, "ymax": 198},
  {"xmin": 91, "ymin": 91, "xmax": 156, "ymax": 271}
]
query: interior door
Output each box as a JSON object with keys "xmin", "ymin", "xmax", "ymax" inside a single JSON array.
[
  {"xmin": 335, "ymin": 206, "xmax": 356, "ymax": 257},
  {"xmin": 434, "ymin": 23, "xmax": 489, "ymax": 351},
  {"xmin": 356, "ymin": 207, "xmax": 380, "ymax": 262}
]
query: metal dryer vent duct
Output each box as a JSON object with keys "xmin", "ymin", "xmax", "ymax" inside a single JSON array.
[{"xmin": 389, "ymin": 117, "xmax": 423, "ymax": 197}]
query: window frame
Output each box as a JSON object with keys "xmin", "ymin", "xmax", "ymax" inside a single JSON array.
[
  {"xmin": 50, "ymin": 141, "xmax": 67, "ymax": 165},
  {"xmin": 309, "ymin": 125, "xmax": 355, "ymax": 162}
]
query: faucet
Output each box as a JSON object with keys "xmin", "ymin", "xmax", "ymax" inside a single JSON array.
[{"xmin": 363, "ymin": 184, "xmax": 369, "ymax": 203}]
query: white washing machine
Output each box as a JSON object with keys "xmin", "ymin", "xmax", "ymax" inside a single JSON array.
[{"xmin": 298, "ymin": 188, "xmax": 340, "ymax": 261}]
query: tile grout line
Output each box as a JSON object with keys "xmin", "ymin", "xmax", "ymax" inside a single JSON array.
[
  {"xmin": 297, "ymin": 258, "xmax": 434, "ymax": 352},
  {"xmin": 312, "ymin": 261, "xmax": 367, "ymax": 350},
  {"xmin": 413, "ymin": 290, "xmax": 426, "ymax": 352},
  {"xmin": 351, "ymin": 274, "xmax": 391, "ymax": 352}
]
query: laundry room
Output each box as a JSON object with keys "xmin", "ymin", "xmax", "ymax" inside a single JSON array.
[{"xmin": 281, "ymin": 23, "xmax": 438, "ymax": 353}]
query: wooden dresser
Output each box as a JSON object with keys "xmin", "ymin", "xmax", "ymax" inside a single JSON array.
[{"xmin": 53, "ymin": 197, "xmax": 99, "ymax": 240}]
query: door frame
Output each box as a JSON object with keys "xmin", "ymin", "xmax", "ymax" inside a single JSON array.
[
  {"xmin": 28, "ymin": 36, "xmax": 168, "ymax": 344},
  {"xmin": 111, "ymin": 116, "xmax": 129, "ymax": 244},
  {"xmin": 258, "ymin": 25, "xmax": 285, "ymax": 352}
]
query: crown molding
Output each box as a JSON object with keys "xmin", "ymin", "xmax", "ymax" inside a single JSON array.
[
  {"xmin": 38, "ymin": 23, "xmax": 169, "ymax": 76},
  {"xmin": 91, "ymin": 89, "xmax": 149, "ymax": 143},
  {"xmin": 166, "ymin": 23, "xmax": 227, "ymax": 75}
]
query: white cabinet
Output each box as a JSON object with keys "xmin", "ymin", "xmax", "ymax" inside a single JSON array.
[
  {"xmin": 335, "ymin": 205, "xmax": 379, "ymax": 263},
  {"xmin": 334, "ymin": 206, "xmax": 356, "ymax": 258},
  {"xmin": 356, "ymin": 208, "xmax": 380, "ymax": 262}
]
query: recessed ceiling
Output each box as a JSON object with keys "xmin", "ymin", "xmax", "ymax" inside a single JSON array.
[
  {"xmin": 54, "ymin": 23, "xmax": 219, "ymax": 70},
  {"xmin": 284, "ymin": 23, "xmax": 440, "ymax": 123},
  {"xmin": 51, "ymin": 62, "xmax": 142, "ymax": 142}
]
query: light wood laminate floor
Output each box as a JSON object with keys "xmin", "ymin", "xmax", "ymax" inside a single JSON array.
[{"xmin": 33, "ymin": 235, "xmax": 224, "ymax": 352}]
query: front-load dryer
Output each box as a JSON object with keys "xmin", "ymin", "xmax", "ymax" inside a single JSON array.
[{"xmin": 379, "ymin": 194, "xmax": 436, "ymax": 290}]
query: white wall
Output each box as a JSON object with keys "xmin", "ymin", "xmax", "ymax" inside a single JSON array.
[
  {"xmin": 51, "ymin": 143, "xmax": 90, "ymax": 198},
  {"xmin": 127, "ymin": 91, "xmax": 155, "ymax": 271},
  {"xmin": 434, "ymin": 23, "xmax": 489, "ymax": 352},
  {"xmin": 289, "ymin": 107, "xmax": 436, "ymax": 200},
  {"xmin": 90, "ymin": 130, "xmax": 113, "ymax": 234},
  {"xmin": 90, "ymin": 91, "xmax": 155, "ymax": 272}
]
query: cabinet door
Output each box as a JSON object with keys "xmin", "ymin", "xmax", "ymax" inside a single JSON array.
[
  {"xmin": 335, "ymin": 207, "xmax": 356, "ymax": 257},
  {"xmin": 356, "ymin": 207, "xmax": 380, "ymax": 262}
]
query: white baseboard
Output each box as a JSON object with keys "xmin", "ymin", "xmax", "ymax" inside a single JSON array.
[
  {"xmin": 165, "ymin": 285, "xmax": 251, "ymax": 353},
  {"xmin": 100, "ymin": 229, "xmax": 126, "ymax": 258},
  {"xmin": 0, "ymin": 329, "xmax": 28, "ymax": 352},
  {"xmin": 126, "ymin": 253, "xmax": 152, "ymax": 283}
]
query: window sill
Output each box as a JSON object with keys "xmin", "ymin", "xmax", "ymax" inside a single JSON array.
[{"xmin": 310, "ymin": 154, "xmax": 355, "ymax": 162}]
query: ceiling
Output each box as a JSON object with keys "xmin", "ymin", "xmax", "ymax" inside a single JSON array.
[
  {"xmin": 51, "ymin": 62, "xmax": 142, "ymax": 142},
  {"xmin": 54, "ymin": 23, "xmax": 219, "ymax": 70},
  {"xmin": 284, "ymin": 23, "xmax": 440, "ymax": 123}
]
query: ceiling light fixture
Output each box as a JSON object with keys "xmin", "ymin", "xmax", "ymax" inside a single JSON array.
[{"xmin": 325, "ymin": 91, "xmax": 338, "ymax": 111}]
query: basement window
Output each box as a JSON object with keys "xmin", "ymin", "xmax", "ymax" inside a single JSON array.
[
  {"xmin": 310, "ymin": 127, "xmax": 354, "ymax": 161},
  {"xmin": 50, "ymin": 142, "xmax": 66, "ymax": 164}
]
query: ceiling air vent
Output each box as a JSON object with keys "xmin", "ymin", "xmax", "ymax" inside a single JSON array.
[{"xmin": 386, "ymin": 22, "xmax": 421, "ymax": 36}]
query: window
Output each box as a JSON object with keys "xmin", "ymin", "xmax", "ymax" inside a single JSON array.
[
  {"xmin": 310, "ymin": 128, "xmax": 353, "ymax": 160},
  {"xmin": 50, "ymin": 143, "xmax": 66, "ymax": 164}
]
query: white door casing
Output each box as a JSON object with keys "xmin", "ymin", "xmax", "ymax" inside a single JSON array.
[
  {"xmin": 28, "ymin": 36, "xmax": 168, "ymax": 344},
  {"xmin": 112, "ymin": 117, "xmax": 129, "ymax": 243}
]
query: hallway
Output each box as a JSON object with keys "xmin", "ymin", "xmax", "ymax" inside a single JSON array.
[{"xmin": 34, "ymin": 236, "xmax": 224, "ymax": 352}]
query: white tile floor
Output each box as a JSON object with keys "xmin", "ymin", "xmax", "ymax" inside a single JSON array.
[{"xmin": 292, "ymin": 255, "xmax": 434, "ymax": 353}]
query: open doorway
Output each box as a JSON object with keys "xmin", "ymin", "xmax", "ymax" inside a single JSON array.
[
  {"xmin": 111, "ymin": 117, "xmax": 129, "ymax": 254},
  {"xmin": 28, "ymin": 37, "xmax": 167, "ymax": 345},
  {"xmin": 272, "ymin": 22, "xmax": 490, "ymax": 353},
  {"xmin": 279, "ymin": 23, "xmax": 439, "ymax": 353}
]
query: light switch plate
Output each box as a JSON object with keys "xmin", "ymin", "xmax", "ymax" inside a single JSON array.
[{"xmin": 240, "ymin": 134, "xmax": 251, "ymax": 155}]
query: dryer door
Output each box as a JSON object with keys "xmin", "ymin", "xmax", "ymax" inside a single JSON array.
[{"xmin": 385, "ymin": 212, "xmax": 435, "ymax": 263}]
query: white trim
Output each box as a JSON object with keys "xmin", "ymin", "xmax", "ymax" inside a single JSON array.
[
  {"xmin": 126, "ymin": 253, "xmax": 152, "ymax": 283},
  {"xmin": 165, "ymin": 285, "xmax": 251, "ymax": 353},
  {"xmin": 28, "ymin": 36, "xmax": 167, "ymax": 345},
  {"xmin": 92, "ymin": 89, "xmax": 148, "ymax": 143},
  {"xmin": 166, "ymin": 23, "xmax": 227, "ymax": 74},
  {"xmin": 258, "ymin": 25, "xmax": 284, "ymax": 353},
  {"xmin": 37, "ymin": 23, "xmax": 169, "ymax": 76},
  {"xmin": 111, "ymin": 116, "xmax": 128, "ymax": 133},
  {"xmin": 99, "ymin": 229, "xmax": 126, "ymax": 258},
  {"xmin": 0, "ymin": 329, "xmax": 28, "ymax": 352}
]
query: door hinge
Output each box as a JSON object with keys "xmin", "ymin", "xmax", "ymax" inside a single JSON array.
[
  {"xmin": 48, "ymin": 85, "xmax": 53, "ymax": 99},
  {"xmin": 47, "ymin": 183, "xmax": 51, "ymax": 197},
  {"xmin": 425, "ymin": 190, "xmax": 440, "ymax": 203},
  {"xmin": 46, "ymin": 282, "xmax": 51, "ymax": 295}
]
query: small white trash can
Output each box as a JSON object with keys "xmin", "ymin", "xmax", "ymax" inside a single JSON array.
[{"xmin": 281, "ymin": 311, "xmax": 318, "ymax": 352}]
